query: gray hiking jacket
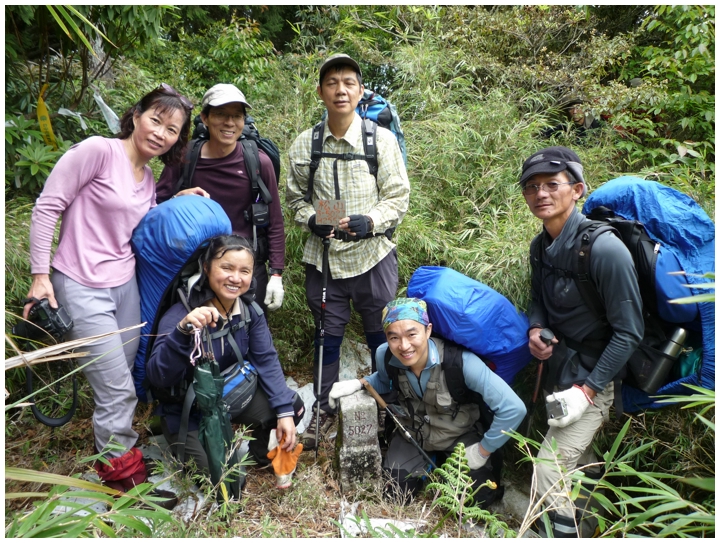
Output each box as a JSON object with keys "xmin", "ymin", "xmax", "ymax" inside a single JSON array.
[{"xmin": 529, "ymin": 207, "xmax": 644, "ymax": 392}]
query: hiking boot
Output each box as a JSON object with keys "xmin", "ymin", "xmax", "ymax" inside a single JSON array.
[{"xmin": 300, "ymin": 406, "xmax": 335, "ymax": 450}]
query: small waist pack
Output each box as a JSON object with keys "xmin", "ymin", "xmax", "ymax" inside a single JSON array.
[{"xmin": 222, "ymin": 361, "xmax": 258, "ymax": 419}]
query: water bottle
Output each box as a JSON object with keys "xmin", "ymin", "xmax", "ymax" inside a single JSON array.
[{"xmin": 641, "ymin": 328, "xmax": 687, "ymax": 394}]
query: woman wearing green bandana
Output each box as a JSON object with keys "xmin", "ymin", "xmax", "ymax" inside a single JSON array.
[{"xmin": 329, "ymin": 297, "xmax": 526, "ymax": 506}]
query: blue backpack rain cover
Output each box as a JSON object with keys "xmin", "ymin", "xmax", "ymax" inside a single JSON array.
[
  {"xmin": 583, "ymin": 176, "xmax": 715, "ymax": 411},
  {"xmin": 357, "ymin": 90, "xmax": 407, "ymax": 166},
  {"xmin": 407, "ymin": 266, "xmax": 532, "ymax": 384},
  {"xmin": 131, "ymin": 197, "xmax": 232, "ymax": 402}
]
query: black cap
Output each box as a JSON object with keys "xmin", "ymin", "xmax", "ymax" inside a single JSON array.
[
  {"xmin": 319, "ymin": 53, "xmax": 362, "ymax": 85},
  {"xmin": 520, "ymin": 146, "xmax": 587, "ymax": 197}
]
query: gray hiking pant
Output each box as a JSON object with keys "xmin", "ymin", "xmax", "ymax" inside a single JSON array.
[
  {"xmin": 51, "ymin": 271, "xmax": 141, "ymax": 457},
  {"xmin": 535, "ymin": 382, "xmax": 614, "ymax": 521}
]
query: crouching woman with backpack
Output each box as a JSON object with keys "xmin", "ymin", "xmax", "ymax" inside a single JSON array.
[
  {"xmin": 329, "ymin": 298, "xmax": 527, "ymax": 507},
  {"xmin": 146, "ymin": 235, "xmax": 305, "ymax": 488}
]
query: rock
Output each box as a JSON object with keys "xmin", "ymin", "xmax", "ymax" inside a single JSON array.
[
  {"xmin": 334, "ymin": 390, "xmax": 382, "ymax": 492},
  {"xmin": 488, "ymin": 480, "xmax": 531, "ymax": 524},
  {"xmin": 339, "ymin": 339, "xmax": 372, "ymax": 381}
]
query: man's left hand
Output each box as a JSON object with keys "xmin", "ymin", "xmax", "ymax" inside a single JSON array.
[
  {"xmin": 264, "ymin": 275, "xmax": 284, "ymax": 311},
  {"xmin": 338, "ymin": 215, "xmax": 372, "ymax": 240},
  {"xmin": 546, "ymin": 385, "xmax": 594, "ymax": 428}
]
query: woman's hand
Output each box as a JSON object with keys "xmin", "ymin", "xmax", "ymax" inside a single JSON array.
[
  {"xmin": 175, "ymin": 187, "xmax": 210, "ymax": 198},
  {"xmin": 23, "ymin": 274, "xmax": 57, "ymax": 319},
  {"xmin": 179, "ymin": 306, "xmax": 221, "ymax": 330},
  {"xmin": 275, "ymin": 416, "xmax": 297, "ymax": 451}
]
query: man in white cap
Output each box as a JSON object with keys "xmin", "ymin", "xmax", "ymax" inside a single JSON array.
[
  {"xmin": 521, "ymin": 146, "xmax": 644, "ymax": 537},
  {"xmin": 286, "ymin": 54, "xmax": 410, "ymax": 450},
  {"xmin": 157, "ymin": 83, "xmax": 285, "ymax": 313}
]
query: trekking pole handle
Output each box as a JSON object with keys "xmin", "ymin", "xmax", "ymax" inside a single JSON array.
[
  {"xmin": 362, "ymin": 381, "xmax": 387, "ymax": 409},
  {"xmin": 540, "ymin": 328, "xmax": 555, "ymax": 346}
]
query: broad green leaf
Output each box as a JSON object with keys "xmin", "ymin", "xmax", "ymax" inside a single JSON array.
[
  {"xmin": 110, "ymin": 512, "xmax": 152, "ymax": 536},
  {"xmin": 679, "ymin": 477, "xmax": 715, "ymax": 491}
]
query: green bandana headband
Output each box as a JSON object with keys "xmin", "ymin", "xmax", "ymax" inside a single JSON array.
[{"xmin": 382, "ymin": 297, "xmax": 430, "ymax": 331}]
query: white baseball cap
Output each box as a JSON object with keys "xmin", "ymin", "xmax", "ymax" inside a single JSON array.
[{"xmin": 201, "ymin": 84, "xmax": 252, "ymax": 110}]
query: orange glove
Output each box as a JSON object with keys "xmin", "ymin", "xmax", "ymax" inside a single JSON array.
[{"xmin": 267, "ymin": 439, "xmax": 303, "ymax": 489}]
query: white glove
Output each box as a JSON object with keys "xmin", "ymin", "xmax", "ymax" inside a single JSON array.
[
  {"xmin": 465, "ymin": 443, "xmax": 491, "ymax": 470},
  {"xmin": 546, "ymin": 385, "xmax": 593, "ymax": 428},
  {"xmin": 264, "ymin": 275, "xmax": 284, "ymax": 311},
  {"xmin": 268, "ymin": 428, "xmax": 279, "ymax": 451},
  {"xmin": 328, "ymin": 379, "xmax": 363, "ymax": 409}
]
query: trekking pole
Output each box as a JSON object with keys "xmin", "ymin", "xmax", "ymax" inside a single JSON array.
[
  {"xmin": 523, "ymin": 329, "xmax": 554, "ymax": 437},
  {"xmin": 315, "ymin": 237, "xmax": 331, "ymax": 460},
  {"xmin": 363, "ymin": 381, "xmax": 438, "ymax": 471}
]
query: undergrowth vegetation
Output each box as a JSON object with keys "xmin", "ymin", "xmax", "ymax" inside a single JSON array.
[{"xmin": 5, "ymin": 4, "xmax": 714, "ymax": 538}]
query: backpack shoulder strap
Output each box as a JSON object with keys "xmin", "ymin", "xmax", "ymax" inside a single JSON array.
[
  {"xmin": 174, "ymin": 138, "xmax": 205, "ymax": 195},
  {"xmin": 361, "ymin": 118, "xmax": 379, "ymax": 179},
  {"xmin": 575, "ymin": 221, "xmax": 618, "ymax": 320},
  {"xmin": 303, "ymin": 121, "xmax": 326, "ymax": 202},
  {"xmin": 383, "ymin": 347, "xmax": 400, "ymax": 393},
  {"xmin": 438, "ymin": 338, "xmax": 484, "ymax": 406},
  {"xmin": 241, "ymin": 139, "xmax": 272, "ymax": 205}
]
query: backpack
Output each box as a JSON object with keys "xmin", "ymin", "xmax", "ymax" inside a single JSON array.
[
  {"xmin": 357, "ymin": 90, "xmax": 407, "ymax": 165},
  {"xmin": 303, "ymin": 90, "xmax": 407, "ymax": 240},
  {"xmin": 407, "ymin": 266, "xmax": 533, "ymax": 385},
  {"xmin": 131, "ymin": 196, "xmax": 232, "ymax": 403},
  {"xmin": 531, "ymin": 176, "xmax": 714, "ymax": 408}
]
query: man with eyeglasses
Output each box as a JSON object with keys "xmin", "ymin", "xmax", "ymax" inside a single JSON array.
[
  {"xmin": 520, "ymin": 146, "xmax": 643, "ymax": 537},
  {"xmin": 157, "ymin": 84, "xmax": 286, "ymax": 314}
]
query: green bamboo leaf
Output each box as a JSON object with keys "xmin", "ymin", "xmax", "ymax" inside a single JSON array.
[
  {"xmin": 62, "ymin": 5, "xmax": 115, "ymax": 47},
  {"xmin": 5, "ymin": 467, "xmax": 122, "ymax": 497},
  {"xmin": 628, "ymin": 501, "xmax": 690, "ymax": 529},
  {"xmin": 53, "ymin": 6, "xmax": 96, "ymax": 57},
  {"xmin": 5, "ymin": 492, "xmax": 50, "ymax": 499},
  {"xmin": 679, "ymin": 477, "xmax": 715, "ymax": 491},
  {"xmin": 109, "ymin": 512, "xmax": 152, "ymax": 536},
  {"xmin": 92, "ymin": 516, "xmax": 118, "ymax": 538},
  {"xmin": 670, "ymin": 293, "xmax": 715, "ymax": 304},
  {"xmin": 45, "ymin": 5, "xmax": 73, "ymax": 40}
]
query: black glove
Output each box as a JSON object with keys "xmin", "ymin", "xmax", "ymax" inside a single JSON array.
[
  {"xmin": 308, "ymin": 214, "xmax": 334, "ymax": 238},
  {"xmin": 345, "ymin": 214, "xmax": 372, "ymax": 240}
]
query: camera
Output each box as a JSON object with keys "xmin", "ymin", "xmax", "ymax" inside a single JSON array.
[
  {"xmin": 12, "ymin": 298, "xmax": 73, "ymax": 344},
  {"xmin": 546, "ymin": 397, "xmax": 568, "ymax": 420}
]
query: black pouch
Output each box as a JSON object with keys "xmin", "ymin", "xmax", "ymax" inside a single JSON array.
[{"xmin": 251, "ymin": 202, "xmax": 269, "ymax": 227}]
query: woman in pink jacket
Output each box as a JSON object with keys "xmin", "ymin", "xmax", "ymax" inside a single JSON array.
[{"xmin": 25, "ymin": 84, "xmax": 202, "ymax": 504}]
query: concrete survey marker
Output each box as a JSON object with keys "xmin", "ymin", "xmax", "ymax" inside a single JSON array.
[{"xmin": 335, "ymin": 390, "xmax": 382, "ymax": 492}]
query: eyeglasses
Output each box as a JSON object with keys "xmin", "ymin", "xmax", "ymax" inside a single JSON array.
[
  {"xmin": 522, "ymin": 181, "xmax": 575, "ymax": 196},
  {"xmin": 210, "ymin": 110, "xmax": 246, "ymax": 122},
  {"xmin": 157, "ymin": 83, "xmax": 194, "ymax": 110}
]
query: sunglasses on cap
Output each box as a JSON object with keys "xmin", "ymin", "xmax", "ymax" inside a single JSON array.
[{"xmin": 157, "ymin": 83, "xmax": 193, "ymax": 110}]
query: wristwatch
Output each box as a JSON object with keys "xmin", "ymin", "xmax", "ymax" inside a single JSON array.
[{"xmin": 269, "ymin": 268, "xmax": 283, "ymax": 277}]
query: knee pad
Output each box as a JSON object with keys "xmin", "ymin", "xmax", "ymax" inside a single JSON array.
[{"xmin": 314, "ymin": 333, "xmax": 343, "ymax": 366}]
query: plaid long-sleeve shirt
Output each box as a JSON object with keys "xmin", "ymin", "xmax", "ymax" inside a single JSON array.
[{"xmin": 286, "ymin": 114, "xmax": 410, "ymax": 279}]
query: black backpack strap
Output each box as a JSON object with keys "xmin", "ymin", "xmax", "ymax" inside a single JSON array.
[
  {"xmin": 438, "ymin": 338, "xmax": 494, "ymax": 429},
  {"xmin": 575, "ymin": 222, "xmax": 617, "ymax": 320},
  {"xmin": 304, "ymin": 121, "xmax": 325, "ymax": 203},
  {"xmin": 303, "ymin": 120, "xmax": 378, "ymax": 203},
  {"xmin": 176, "ymin": 381, "xmax": 196, "ymax": 463},
  {"xmin": 174, "ymin": 139, "xmax": 205, "ymax": 195},
  {"xmin": 241, "ymin": 139, "xmax": 272, "ymax": 205},
  {"xmin": 384, "ymin": 348, "xmax": 400, "ymax": 393},
  {"xmin": 360, "ymin": 118, "xmax": 378, "ymax": 179}
]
